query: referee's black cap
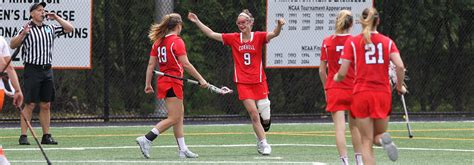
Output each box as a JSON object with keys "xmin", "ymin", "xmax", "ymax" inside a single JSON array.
[{"xmin": 30, "ymin": 2, "xmax": 46, "ymax": 12}]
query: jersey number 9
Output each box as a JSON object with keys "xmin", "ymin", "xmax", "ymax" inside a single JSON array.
[{"xmin": 244, "ymin": 53, "xmax": 251, "ymax": 65}]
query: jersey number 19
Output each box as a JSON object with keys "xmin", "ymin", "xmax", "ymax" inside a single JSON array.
[{"xmin": 157, "ymin": 46, "xmax": 167, "ymax": 63}]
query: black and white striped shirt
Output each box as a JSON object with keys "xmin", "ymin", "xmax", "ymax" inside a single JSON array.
[{"xmin": 16, "ymin": 24, "xmax": 64, "ymax": 65}]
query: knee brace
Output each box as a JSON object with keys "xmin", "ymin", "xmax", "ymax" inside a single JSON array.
[{"xmin": 257, "ymin": 98, "xmax": 271, "ymax": 120}]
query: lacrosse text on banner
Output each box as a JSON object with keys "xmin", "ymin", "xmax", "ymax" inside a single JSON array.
[
  {"xmin": 266, "ymin": 0, "xmax": 373, "ymax": 68},
  {"xmin": 0, "ymin": 0, "xmax": 92, "ymax": 69}
]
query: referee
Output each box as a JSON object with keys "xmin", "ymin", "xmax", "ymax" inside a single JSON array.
[{"xmin": 10, "ymin": 2, "xmax": 73, "ymax": 145}]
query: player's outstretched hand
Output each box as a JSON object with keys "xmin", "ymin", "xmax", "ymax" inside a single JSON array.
[
  {"xmin": 277, "ymin": 18, "xmax": 286, "ymax": 26},
  {"xmin": 188, "ymin": 12, "xmax": 199, "ymax": 23}
]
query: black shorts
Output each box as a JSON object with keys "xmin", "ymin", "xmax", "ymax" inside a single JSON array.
[
  {"xmin": 23, "ymin": 64, "xmax": 55, "ymax": 103},
  {"xmin": 166, "ymin": 88, "xmax": 176, "ymax": 98}
]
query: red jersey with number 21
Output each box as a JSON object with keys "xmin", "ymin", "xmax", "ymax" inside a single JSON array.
[
  {"xmin": 341, "ymin": 32, "xmax": 399, "ymax": 94},
  {"xmin": 149, "ymin": 34, "xmax": 186, "ymax": 85},
  {"xmin": 222, "ymin": 32, "xmax": 267, "ymax": 84}
]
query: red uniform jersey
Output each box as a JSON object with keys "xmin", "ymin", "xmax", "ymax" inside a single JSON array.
[
  {"xmin": 222, "ymin": 32, "xmax": 268, "ymax": 84},
  {"xmin": 320, "ymin": 34, "xmax": 355, "ymax": 90},
  {"xmin": 149, "ymin": 34, "xmax": 187, "ymax": 85},
  {"xmin": 341, "ymin": 32, "xmax": 399, "ymax": 94}
]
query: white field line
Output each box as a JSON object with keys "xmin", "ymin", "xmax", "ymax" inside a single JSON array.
[
  {"xmin": 8, "ymin": 160, "xmax": 326, "ymax": 164},
  {"xmin": 4, "ymin": 143, "xmax": 474, "ymax": 152}
]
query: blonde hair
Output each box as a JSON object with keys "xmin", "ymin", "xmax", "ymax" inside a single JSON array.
[
  {"xmin": 360, "ymin": 8, "xmax": 379, "ymax": 44},
  {"xmin": 335, "ymin": 10, "xmax": 353, "ymax": 34},
  {"xmin": 148, "ymin": 13, "xmax": 183, "ymax": 43},
  {"xmin": 238, "ymin": 9, "xmax": 255, "ymax": 23}
]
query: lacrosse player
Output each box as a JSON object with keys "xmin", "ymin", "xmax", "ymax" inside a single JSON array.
[
  {"xmin": 188, "ymin": 9, "xmax": 285, "ymax": 155},
  {"xmin": 335, "ymin": 8, "xmax": 406, "ymax": 164},
  {"xmin": 0, "ymin": 36, "xmax": 23, "ymax": 112},
  {"xmin": 319, "ymin": 10, "xmax": 363, "ymax": 165},
  {"xmin": 136, "ymin": 13, "xmax": 209, "ymax": 159}
]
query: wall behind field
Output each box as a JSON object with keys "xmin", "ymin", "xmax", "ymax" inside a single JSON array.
[{"xmin": 1, "ymin": 0, "xmax": 472, "ymax": 122}]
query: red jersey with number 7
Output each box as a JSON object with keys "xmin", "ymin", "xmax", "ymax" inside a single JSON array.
[
  {"xmin": 320, "ymin": 34, "xmax": 355, "ymax": 90},
  {"xmin": 341, "ymin": 32, "xmax": 399, "ymax": 94},
  {"xmin": 149, "ymin": 34, "xmax": 186, "ymax": 85},
  {"xmin": 222, "ymin": 32, "xmax": 267, "ymax": 84}
]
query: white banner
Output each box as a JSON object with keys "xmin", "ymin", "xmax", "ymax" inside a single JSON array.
[
  {"xmin": 0, "ymin": 0, "xmax": 92, "ymax": 69},
  {"xmin": 266, "ymin": 0, "xmax": 373, "ymax": 68}
]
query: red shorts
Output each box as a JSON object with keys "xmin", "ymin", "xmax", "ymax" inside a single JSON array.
[
  {"xmin": 157, "ymin": 82, "xmax": 183, "ymax": 100},
  {"xmin": 325, "ymin": 88, "xmax": 352, "ymax": 112},
  {"xmin": 351, "ymin": 91, "xmax": 392, "ymax": 119},
  {"xmin": 0, "ymin": 90, "xmax": 4, "ymax": 112},
  {"xmin": 236, "ymin": 82, "xmax": 269, "ymax": 100}
]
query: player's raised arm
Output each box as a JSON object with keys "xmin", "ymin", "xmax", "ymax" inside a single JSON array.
[
  {"xmin": 266, "ymin": 18, "xmax": 285, "ymax": 42},
  {"xmin": 187, "ymin": 12, "xmax": 223, "ymax": 42}
]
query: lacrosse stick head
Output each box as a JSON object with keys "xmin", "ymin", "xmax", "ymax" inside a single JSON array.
[
  {"xmin": 389, "ymin": 61, "xmax": 409, "ymax": 92},
  {"xmin": 389, "ymin": 61, "xmax": 397, "ymax": 90},
  {"xmin": 208, "ymin": 85, "xmax": 233, "ymax": 95}
]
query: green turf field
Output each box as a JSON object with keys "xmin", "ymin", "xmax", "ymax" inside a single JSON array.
[{"xmin": 1, "ymin": 121, "xmax": 473, "ymax": 164}]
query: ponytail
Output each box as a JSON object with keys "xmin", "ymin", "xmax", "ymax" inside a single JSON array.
[
  {"xmin": 148, "ymin": 13, "xmax": 183, "ymax": 43},
  {"xmin": 335, "ymin": 10, "xmax": 353, "ymax": 34},
  {"xmin": 360, "ymin": 8, "xmax": 379, "ymax": 44}
]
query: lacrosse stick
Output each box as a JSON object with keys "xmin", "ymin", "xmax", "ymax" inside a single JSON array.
[
  {"xmin": 400, "ymin": 94, "xmax": 414, "ymax": 138},
  {"xmin": 153, "ymin": 70, "xmax": 233, "ymax": 95},
  {"xmin": 17, "ymin": 106, "xmax": 52, "ymax": 165}
]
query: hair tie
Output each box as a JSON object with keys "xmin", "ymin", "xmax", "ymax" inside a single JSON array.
[{"xmin": 239, "ymin": 13, "xmax": 250, "ymax": 19}]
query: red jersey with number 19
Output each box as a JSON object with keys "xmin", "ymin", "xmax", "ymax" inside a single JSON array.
[
  {"xmin": 222, "ymin": 32, "xmax": 267, "ymax": 84},
  {"xmin": 149, "ymin": 34, "xmax": 187, "ymax": 85},
  {"xmin": 320, "ymin": 34, "xmax": 355, "ymax": 90},
  {"xmin": 341, "ymin": 32, "xmax": 399, "ymax": 94}
]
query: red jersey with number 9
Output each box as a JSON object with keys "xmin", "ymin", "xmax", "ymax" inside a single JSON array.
[
  {"xmin": 320, "ymin": 34, "xmax": 355, "ymax": 90},
  {"xmin": 149, "ymin": 34, "xmax": 187, "ymax": 85},
  {"xmin": 222, "ymin": 32, "xmax": 267, "ymax": 84},
  {"xmin": 341, "ymin": 32, "xmax": 399, "ymax": 94}
]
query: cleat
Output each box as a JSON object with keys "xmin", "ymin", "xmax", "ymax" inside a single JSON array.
[
  {"xmin": 41, "ymin": 134, "xmax": 58, "ymax": 145},
  {"xmin": 259, "ymin": 115, "xmax": 271, "ymax": 132},
  {"xmin": 380, "ymin": 133, "xmax": 398, "ymax": 161},
  {"xmin": 178, "ymin": 149, "xmax": 199, "ymax": 158},
  {"xmin": 136, "ymin": 136, "xmax": 152, "ymax": 159},
  {"xmin": 257, "ymin": 142, "xmax": 271, "ymax": 155},
  {"xmin": 19, "ymin": 135, "xmax": 30, "ymax": 145}
]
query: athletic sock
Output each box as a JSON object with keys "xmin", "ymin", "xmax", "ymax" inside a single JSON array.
[
  {"xmin": 355, "ymin": 153, "xmax": 364, "ymax": 165},
  {"xmin": 340, "ymin": 155, "xmax": 349, "ymax": 165},
  {"xmin": 259, "ymin": 138, "xmax": 268, "ymax": 145},
  {"xmin": 145, "ymin": 128, "xmax": 159, "ymax": 141},
  {"xmin": 176, "ymin": 137, "xmax": 188, "ymax": 151}
]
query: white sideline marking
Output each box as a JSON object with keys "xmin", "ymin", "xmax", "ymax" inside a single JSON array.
[
  {"xmin": 254, "ymin": 156, "xmax": 283, "ymax": 160},
  {"xmin": 9, "ymin": 160, "xmax": 324, "ymax": 164},
  {"xmin": 4, "ymin": 143, "xmax": 474, "ymax": 152}
]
